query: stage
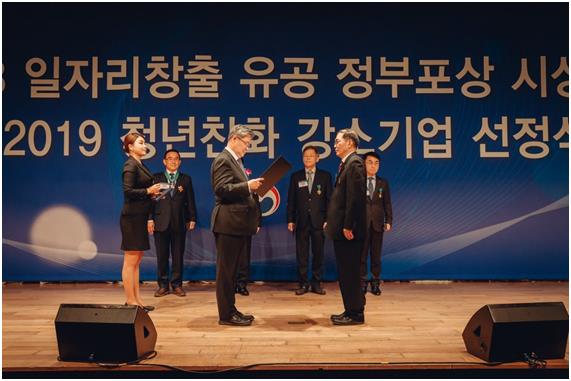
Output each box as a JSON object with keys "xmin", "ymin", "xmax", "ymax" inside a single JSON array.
[{"xmin": 2, "ymin": 281, "xmax": 569, "ymax": 378}]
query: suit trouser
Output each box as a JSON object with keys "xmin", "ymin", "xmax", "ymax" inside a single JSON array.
[
  {"xmin": 333, "ymin": 239, "xmax": 366, "ymax": 318},
  {"xmin": 215, "ymin": 232, "xmax": 249, "ymax": 320},
  {"xmin": 360, "ymin": 223, "xmax": 384, "ymax": 282},
  {"xmin": 154, "ymin": 229, "xmax": 187, "ymax": 289},
  {"xmin": 295, "ymin": 224, "xmax": 325, "ymax": 286},
  {"xmin": 235, "ymin": 236, "xmax": 252, "ymax": 287}
]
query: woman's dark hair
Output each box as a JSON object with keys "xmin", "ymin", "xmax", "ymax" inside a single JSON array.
[{"xmin": 123, "ymin": 132, "xmax": 144, "ymax": 153}]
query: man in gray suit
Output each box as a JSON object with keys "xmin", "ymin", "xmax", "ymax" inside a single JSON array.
[{"xmin": 211, "ymin": 125, "xmax": 263, "ymax": 326}]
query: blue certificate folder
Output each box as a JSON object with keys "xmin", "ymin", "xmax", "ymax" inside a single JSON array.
[{"xmin": 256, "ymin": 156, "xmax": 292, "ymax": 197}]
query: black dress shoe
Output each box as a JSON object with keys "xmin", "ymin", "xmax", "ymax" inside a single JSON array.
[
  {"xmin": 235, "ymin": 310, "xmax": 255, "ymax": 321},
  {"xmin": 361, "ymin": 283, "xmax": 368, "ymax": 295},
  {"xmin": 331, "ymin": 314, "xmax": 364, "ymax": 325},
  {"xmin": 330, "ymin": 312, "xmax": 347, "ymax": 320},
  {"xmin": 295, "ymin": 285, "xmax": 309, "ymax": 295},
  {"xmin": 219, "ymin": 313, "xmax": 252, "ymax": 326},
  {"xmin": 154, "ymin": 287, "xmax": 169, "ymax": 297},
  {"xmin": 371, "ymin": 282, "xmax": 382, "ymax": 296},
  {"xmin": 310, "ymin": 285, "xmax": 326, "ymax": 295},
  {"xmin": 172, "ymin": 287, "xmax": 186, "ymax": 297},
  {"xmin": 235, "ymin": 285, "xmax": 250, "ymax": 296}
]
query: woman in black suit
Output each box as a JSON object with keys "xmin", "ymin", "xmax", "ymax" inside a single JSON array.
[{"xmin": 120, "ymin": 132, "xmax": 161, "ymax": 311}]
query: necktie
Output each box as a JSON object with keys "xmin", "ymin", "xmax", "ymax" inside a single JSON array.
[
  {"xmin": 307, "ymin": 170, "xmax": 314, "ymax": 192},
  {"xmin": 169, "ymin": 173, "xmax": 175, "ymax": 196},
  {"xmin": 335, "ymin": 162, "xmax": 344, "ymax": 185},
  {"xmin": 338, "ymin": 161, "xmax": 344, "ymax": 174},
  {"xmin": 368, "ymin": 177, "xmax": 375, "ymax": 200},
  {"xmin": 239, "ymin": 158, "xmax": 248, "ymax": 178}
]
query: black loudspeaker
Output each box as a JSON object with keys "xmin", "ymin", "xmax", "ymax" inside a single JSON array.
[
  {"xmin": 55, "ymin": 304, "xmax": 157, "ymax": 363},
  {"xmin": 462, "ymin": 302, "xmax": 568, "ymax": 362}
]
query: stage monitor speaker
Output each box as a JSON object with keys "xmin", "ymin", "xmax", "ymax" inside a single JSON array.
[
  {"xmin": 55, "ymin": 304, "xmax": 157, "ymax": 363},
  {"xmin": 462, "ymin": 302, "xmax": 568, "ymax": 362}
]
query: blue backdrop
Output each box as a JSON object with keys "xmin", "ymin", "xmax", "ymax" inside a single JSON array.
[{"xmin": 2, "ymin": 3, "xmax": 569, "ymax": 281}]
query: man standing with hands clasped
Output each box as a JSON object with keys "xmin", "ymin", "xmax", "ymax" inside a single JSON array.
[
  {"xmin": 361, "ymin": 151, "xmax": 392, "ymax": 296},
  {"xmin": 286, "ymin": 145, "xmax": 332, "ymax": 296},
  {"xmin": 325, "ymin": 129, "xmax": 367, "ymax": 325},
  {"xmin": 148, "ymin": 149, "xmax": 197, "ymax": 298},
  {"xmin": 211, "ymin": 125, "xmax": 263, "ymax": 326}
]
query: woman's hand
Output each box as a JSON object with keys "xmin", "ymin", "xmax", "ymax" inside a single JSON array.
[{"xmin": 147, "ymin": 183, "xmax": 161, "ymax": 196}]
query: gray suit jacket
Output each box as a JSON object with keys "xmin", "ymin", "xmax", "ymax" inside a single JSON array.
[{"xmin": 210, "ymin": 149, "xmax": 260, "ymax": 236}]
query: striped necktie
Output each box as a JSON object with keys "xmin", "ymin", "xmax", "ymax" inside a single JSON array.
[
  {"xmin": 307, "ymin": 170, "xmax": 314, "ymax": 192},
  {"xmin": 368, "ymin": 177, "xmax": 375, "ymax": 200},
  {"xmin": 169, "ymin": 173, "xmax": 176, "ymax": 196}
]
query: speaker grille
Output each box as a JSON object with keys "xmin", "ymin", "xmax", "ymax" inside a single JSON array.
[{"xmin": 55, "ymin": 304, "xmax": 157, "ymax": 363}]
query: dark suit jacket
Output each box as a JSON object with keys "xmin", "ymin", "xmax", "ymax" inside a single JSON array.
[
  {"xmin": 121, "ymin": 156, "xmax": 154, "ymax": 217},
  {"xmin": 210, "ymin": 149, "xmax": 261, "ymax": 236},
  {"xmin": 286, "ymin": 168, "xmax": 332, "ymax": 229},
  {"xmin": 151, "ymin": 172, "xmax": 197, "ymax": 232},
  {"xmin": 366, "ymin": 176, "xmax": 393, "ymax": 232},
  {"xmin": 325, "ymin": 152, "xmax": 367, "ymax": 241}
]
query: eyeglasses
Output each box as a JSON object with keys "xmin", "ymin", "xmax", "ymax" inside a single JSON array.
[
  {"xmin": 237, "ymin": 137, "xmax": 252, "ymax": 148},
  {"xmin": 165, "ymin": 157, "xmax": 180, "ymax": 162}
]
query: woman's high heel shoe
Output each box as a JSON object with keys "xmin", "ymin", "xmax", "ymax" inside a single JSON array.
[
  {"xmin": 124, "ymin": 302, "xmax": 153, "ymax": 312},
  {"xmin": 125, "ymin": 302, "xmax": 155, "ymax": 312}
]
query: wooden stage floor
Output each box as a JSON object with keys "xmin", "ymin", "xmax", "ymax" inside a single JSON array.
[{"xmin": 2, "ymin": 281, "xmax": 569, "ymax": 377}]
